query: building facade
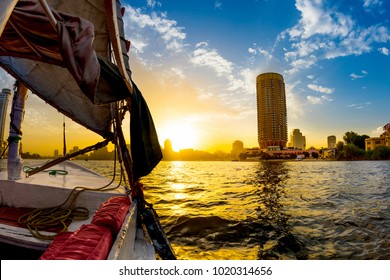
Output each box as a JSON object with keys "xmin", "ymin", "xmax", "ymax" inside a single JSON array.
[
  {"xmin": 231, "ymin": 140, "xmax": 245, "ymax": 160},
  {"xmin": 0, "ymin": 88, "xmax": 12, "ymax": 154},
  {"xmin": 256, "ymin": 72, "xmax": 287, "ymax": 149},
  {"xmin": 365, "ymin": 122, "xmax": 390, "ymax": 151},
  {"xmin": 327, "ymin": 135, "xmax": 336, "ymax": 149},
  {"xmin": 289, "ymin": 128, "xmax": 306, "ymax": 150}
]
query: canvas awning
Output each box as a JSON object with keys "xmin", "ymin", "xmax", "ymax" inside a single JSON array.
[{"xmin": 0, "ymin": 0, "xmax": 132, "ymax": 138}]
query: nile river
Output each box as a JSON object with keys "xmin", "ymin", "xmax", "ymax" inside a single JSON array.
[
  {"xmin": 80, "ymin": 160, "xmax": 390, "ymax": 260},
  {"xmin": 2, "ymin": 159, "xmax": 390, "ymax": 260}
]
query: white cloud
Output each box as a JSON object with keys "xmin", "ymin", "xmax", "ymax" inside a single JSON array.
[
  {"xmin": 306, "ymin": 95, "xmax": 324, "ymax": 105},
  {"xmin": 378, "ymin": 47, "xmax": 389, "ymax": 55},
  {"xmin": 248, "ymin": 45, "xmax": 273, "ymax": 60},
  {"xmin": 350, "ymin": 70, "xmax": 368, "ymax": 80},
  {"xmin": 345, "ymin": 102, "xmax": 372, "ymax": 110},
  {"xmin": 195, "ymin": 41, "xmax": 209, "ymax": 48},
  {"xmin": 363, "ymin": 0, "xmax": 382, "ymax": 7},
  {"xmin": 371, "ymin": 126, "xmax": 384, "ymax": 136},
  {"xmin": 125, "ymin": 7, "xmax": 187, "ymax": 53},
  {"xmin": 307, "ymin": 84, "xmax": 334, "ymax": 94},
  {"xmin": 339, "ymin": 25, "xmax": 390, "ymax": 56},
  {"xmin": 146, "ymin": 0, "xmax": 161, "ymax": 8},
  {"xmin": 190, "ymin": 46, "xmax": 234, "ymax": 77},
  {"xmin": 305, "ymin": 81, "xmax": 334, "ymax": 105},
  {"xmin": 284, "ymin": 57, "xmax": 316, "ymax": 75},
  {"xmin": 123, "ymin": 5, "xmax": 255, "ymax": 115},
  {"xmin": 129, "ymin": 38, "xmax": 148, "ymax": 53},
  {"xmin": 170, "ymin": 67, "xmax": 186, "ymax": 79},
  {"xmin": 0, "ymin": 71, "xmax": 15, "ymax": 89},
  {"xmin": 215, "ymin": 1, "xmax": 222, "ymax": 10},
  {"xmin": 285, "ymin": 80, "xmax": 306, "ymax": 118},
  {"xmin": 289, "ymin": 0, "xmax": 354, "ymax": 39},
  {"xmin": 306, "ymin": 94, "xmax": 333, "ymax": 105},
  {"xmin": 363, "ymin": 0, "xmax": 384, "ymax": 13},
  {"xmin": 279, "ymin": 0, "xmax": 390, "ymax": 75},
  {"xmin": 350, "ymin": 73, "xmax": 363, "ymax": 80}
]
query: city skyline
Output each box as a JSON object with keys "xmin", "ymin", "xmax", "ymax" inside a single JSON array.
[{"xmin": 0, "ymin": 0, "xmax": 389, "ymax": 155}]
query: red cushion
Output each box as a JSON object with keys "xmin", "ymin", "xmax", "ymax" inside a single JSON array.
[
  {"xmin": 91, "ymin": 196, "xmax": 131, "ymax": 235},
  {"xmin": 39, "ymin": 224, "xmax": 113, "ymax": 260},
  {"xmin": 39, "ymin": 232, "xmax": 73, "ymax": 259}
]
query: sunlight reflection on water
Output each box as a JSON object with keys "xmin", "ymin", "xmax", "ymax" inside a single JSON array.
[
  {"xmin": 5, "ymin": 159, "xmax": 389, "ymax": 260},
  {"xmin": 140, "ymin": 160, "xmax": 390, "ymax": 260}
]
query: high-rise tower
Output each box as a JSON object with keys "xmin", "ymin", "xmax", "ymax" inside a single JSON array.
[
  {"xmin": 290, "ymin": 128, "xmax": 306, "ymax": 150},
  {"xmin": 256, "ymin": 72, "xmax": 287, "ymax": 149},
  {"xmin": 0, "ymin": 88, "xmax": 12, "ymax": 154}
]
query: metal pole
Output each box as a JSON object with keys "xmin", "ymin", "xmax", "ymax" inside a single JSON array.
[{"xmin": 7, "ymin": 82, "xmax": 28, "ymax": 180}]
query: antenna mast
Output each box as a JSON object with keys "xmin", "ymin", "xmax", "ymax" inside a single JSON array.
[{"xmin": 63, "ymin": 116, "xmax": 66, "ymax": 156}]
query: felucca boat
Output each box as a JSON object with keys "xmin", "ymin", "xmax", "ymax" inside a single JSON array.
[{"xmin": 0, "ymin": 0, "xmax": 175, "ymax": 260}]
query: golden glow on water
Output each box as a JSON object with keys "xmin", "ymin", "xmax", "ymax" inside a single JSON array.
[
  {"xmin": 71, "ymin": 160, "xmax": 390, "ymax": 260},
  {"xmin": 172, "ymin": 245, "xmax": 259, "ymax": 260}
]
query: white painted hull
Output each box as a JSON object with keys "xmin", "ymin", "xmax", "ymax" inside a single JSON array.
[{"xmin": 0, "ymin": 160, "xmax": 155, "ymax": 260}]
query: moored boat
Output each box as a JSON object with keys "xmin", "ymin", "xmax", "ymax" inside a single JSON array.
[{"xmin": 0, "ymin": 0, "xmax": 175, "ymax": 260}]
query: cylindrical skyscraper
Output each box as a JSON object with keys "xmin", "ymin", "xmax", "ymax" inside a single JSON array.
[{"xmin": 256, "ymin": 72, "xmax": 287, "ymax": 150}]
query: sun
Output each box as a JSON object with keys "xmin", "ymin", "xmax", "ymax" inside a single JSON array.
[{"xmin": 159, "ymin": 121, "xmax": 199, "ymax": 151}]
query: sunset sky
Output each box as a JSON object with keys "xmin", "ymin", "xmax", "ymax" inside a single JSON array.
[{"xmin": 1, "ymin": 0, "xmax": 389, "ymax": 155}]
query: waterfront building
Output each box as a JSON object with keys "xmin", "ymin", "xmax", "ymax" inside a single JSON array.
[
  {"xmin": 231, "ymin": 140, "xmax": 245, "ymax": 160},
  {"xmin": 289, "ymin": 129, "xmax": 306, "ymax": 150},
  {"xmin": 69, "ymin": 146, "xmax": 79, "ymax": 154},
  {"xmin": 327, "ymin": 135, "xmax": 336, "ymax": 149},
  {"xmin": 365, "ymin": 122, "xmax": 390, "ymax": 151},
  {"xmin": 0, "ymin": 88, "xmax": 12, "ymax": 154},
  {"xmin": 164, "ymin": 139, "xmax": 173, "ymax": 153},
  {"xmin": 162, "ymin": 139, "xmax": 179, "ymax": 161},
  {"xmin": 256, "ymin": 72, "xmax": 287, "ymax": 150}
]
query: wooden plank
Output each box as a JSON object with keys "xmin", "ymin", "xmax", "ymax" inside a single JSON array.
[
  {"xmin": 0, "ymin": 223, "xmax": 50, "ymax": 250},
  {"xmin": 0, "ymin": 0, "xmax": 18, "ymax": 36},
  {"xmin": 104, "ymin": 0, "xmax": 133, "ymax": 94}
]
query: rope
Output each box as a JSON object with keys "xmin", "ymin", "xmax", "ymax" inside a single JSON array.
[
  {"xmin": 18, "ymin": 206, "xmax": 89, "ymax": 240},
  {"xmin": 0, "ymin": 136, "xmax": 21, "ymax": 158},
  {"xmin": 18, "ymin": 151, "xmax": 127, "ymax": 240},
  {"xmin": 23, "ymin": 166, "xmax": 69, "ymax": 177},
  {"xmin": 0, "ymin": 143, "xmax": 9, "ymax": 159}
]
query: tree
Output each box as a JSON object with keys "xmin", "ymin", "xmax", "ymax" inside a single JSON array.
[
  {"xmin": 342, "ymin": 131, "xmax": 370, "ymax": 149},
  {"xmin": 337, "ymin": 144, "xmax": 365, "ymax": 160},
  {"xmin": 370, "ymin": 146, "xmax": 390, "ymax": 160},
  {"xmin": 343, "ymin": 131, "xmax": 359, "ymax": 145},
  {"xmin": 336, "ymin": 141, "xmax": 344, "ymax": 151},
  {"xmin": 355, "ymin": 134, "xmax": 370, "ymax": 150}
]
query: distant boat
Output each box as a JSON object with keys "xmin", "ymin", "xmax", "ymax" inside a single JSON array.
[
  {"xmin": 0, "ymin": 0, "xmax": 174, "ymax": 260},
  {"xmin": 296, "ymin": 154, "xmax": 304, "ymax": 161}
]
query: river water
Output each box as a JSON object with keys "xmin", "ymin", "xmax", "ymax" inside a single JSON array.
[
  {"xmin": 2, "ymin": 159, "xmax": 390, "ymax": 260},
  {"xmin": 81, "ymin": 160, "xmax": 390, "ymax": 260}
]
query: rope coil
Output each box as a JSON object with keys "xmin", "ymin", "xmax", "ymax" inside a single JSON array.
[
  {"xmin": 18, "ymin": 149, "xmax": 128, "ymax": 240},
  {"xmin": 23, "ymin": 166, "xmax": 69, "ymax": 177}
]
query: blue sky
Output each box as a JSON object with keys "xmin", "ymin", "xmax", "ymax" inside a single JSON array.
[
  {"xmin": 119, "ymin": 0, "xmax": 390, "ymax": 151},
  {"xmin": 1, "ymin": 0, "xmax": 389, "ymax": 154}
]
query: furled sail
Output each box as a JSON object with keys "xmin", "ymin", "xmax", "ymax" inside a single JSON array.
[{"xmin": 0, "ymin": 0, "xmax": 132, "ymax": 138}]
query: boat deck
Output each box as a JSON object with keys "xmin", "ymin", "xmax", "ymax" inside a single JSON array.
[
  {"xmin": 0, "ymin": 160, "xmax": 126, "ymax": 191},
  {"xmin": 0, "ymin": 161, "xmax": 126, "ymax": 250},
  {"xmin": 0, "ymin": 160, "xmax": 155, "ymax": 259}
]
